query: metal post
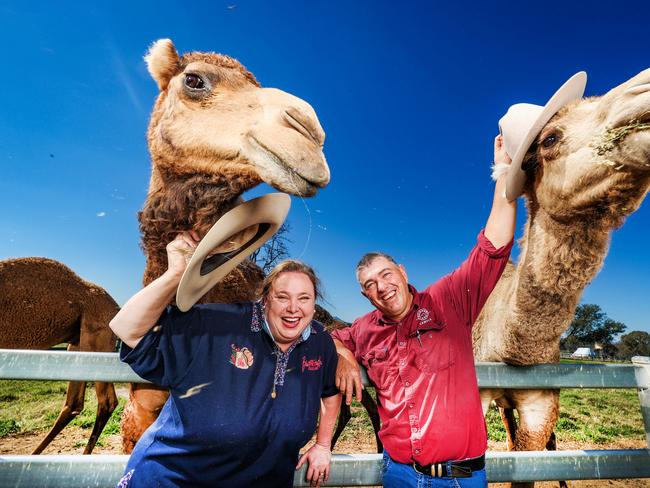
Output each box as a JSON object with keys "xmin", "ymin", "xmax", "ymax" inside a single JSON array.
[{"xmin": 632, "ymin": 356, "xmax": 650, "ymax": 447}]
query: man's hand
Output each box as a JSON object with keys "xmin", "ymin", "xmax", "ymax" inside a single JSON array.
[
  {"xmin": 491, "ymin": 135, "xmax": 513, "ymax": 182},
  {"xmin": 334, "ymin": 343, "xmax": 363, "ymax": 406},
  {"xmin": 494, "ymin": 134, "xmax": 512, "ymax": 166},
  {"xmin": 486, "ymin": 134, "xmax": 517, "ymax": 247}
]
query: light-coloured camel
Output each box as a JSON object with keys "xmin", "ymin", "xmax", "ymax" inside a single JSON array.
[
  {"xmin": 473, "ymin": 68, "xmax": 650, "ymax": 487},
  {"xmin": 121, "ymin": 39, "xmax": 330, "ymax": 452},
  {"xmin": 0, "ymin": 257, "xmax": 119, "ymax": 454}
]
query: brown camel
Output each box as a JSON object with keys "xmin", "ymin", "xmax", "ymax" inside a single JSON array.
[
  {"xmin": 0, "ymin": 257, "xmax": 119, "ymax": 454},
  {"xmin": 473, "ymin": 68, "xmax": 650, "ymax": 487},
  {"xmin": 121, "ymin": 39, "xmax": 330, "ymax": 452}
]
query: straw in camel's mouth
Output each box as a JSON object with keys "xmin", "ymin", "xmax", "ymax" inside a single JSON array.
[{"xmin": 596, "ymin": 119, "xmax": 650, "ymax": 156}]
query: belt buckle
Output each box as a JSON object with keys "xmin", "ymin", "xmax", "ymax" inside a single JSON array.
[{"xmin": 412, "ymin": 462, "xmax": 432, "ymax": 476}]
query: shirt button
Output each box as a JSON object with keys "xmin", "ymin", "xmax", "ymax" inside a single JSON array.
[
  {"xmin": 399, "ymin": 341, "xmax": 405, "ymax": 347},
  {"xmin": 415, "ymin": 449, "xmax": 421, "ymax": 454},
  {"xmin": 400, "ymin": 360, "xmax": 405, "ymax": 366},
  {"xmin": 405, "ymin": 381, "xmax": 410, "ymax": 387},
  {"xmin": 409, "ymin": 402, "xmax": 415, "ymax": 408}
]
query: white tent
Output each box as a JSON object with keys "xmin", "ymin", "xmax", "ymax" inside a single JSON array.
[{"xmin": 571, "ymin": 347, "xmax": 594, "ymax": 359}]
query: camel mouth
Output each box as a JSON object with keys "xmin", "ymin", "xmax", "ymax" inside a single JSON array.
[{"xmin": 248, "ymin": 136, "xmax": 322, "ymax": 195}]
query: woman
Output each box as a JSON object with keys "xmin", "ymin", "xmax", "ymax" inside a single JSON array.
[{"xmin": 110, "ymin": 231, "xmax": 341, "ymax": 488}]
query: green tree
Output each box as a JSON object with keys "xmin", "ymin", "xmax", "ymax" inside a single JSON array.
[
  {"xmin": 617, "ymin": 331, "xmax": 650, "ymax": 360},
  {"xmin": 561, "ymin": 304, "xmax": 627, "ymax": 354}
]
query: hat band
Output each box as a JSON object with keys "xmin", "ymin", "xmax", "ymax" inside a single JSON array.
[{"xmin": 200, "ymin": 222, "xmax": 271, "ymax": 276}]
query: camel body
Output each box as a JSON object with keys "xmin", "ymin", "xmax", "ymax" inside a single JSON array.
[
  {"xmin": 121, "ymin": 39, "xmax": 330, "ymax": 452},
  {"xmin": 0, "ymin": 257, "xmax": 119, "ymax": 454},
  {"xmin": 473, "ymin": 68, "xmax": 650, "ymax": 487}
]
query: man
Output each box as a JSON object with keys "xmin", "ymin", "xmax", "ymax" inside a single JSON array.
[{"xmin": 331, "ymin": 135, "xmax": 516, "ymax": 487}]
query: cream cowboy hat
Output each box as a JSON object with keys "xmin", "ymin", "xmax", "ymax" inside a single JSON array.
[
  {"xmin": 499, "ymin": 72, "xmax": 587, "ymax": 201},
  {"xmin": 175, "ymin": 193, "xmax": 291, "ymax": 311}
]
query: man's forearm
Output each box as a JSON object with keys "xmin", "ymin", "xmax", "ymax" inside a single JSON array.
[
  {"xmin": 485, "ymin": 175, "xmax": 516, "ymax": 248},
  {"xmin": 333, "ymin": 338, "xmax": 355, "ymax": 361},
  {"xmin": 316, "ymin": 394, "xmax": 342, "ymax": 448}
]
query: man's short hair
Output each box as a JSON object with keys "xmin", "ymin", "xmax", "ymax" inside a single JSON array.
[{"xmin": 355, "ymin": 252, "xmax": 398, "ymax": 282}]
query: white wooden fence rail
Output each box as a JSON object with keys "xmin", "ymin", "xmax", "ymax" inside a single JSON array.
[{"xmin": 0, "ymin": 350, "xmax": 649, "ymax": 487}]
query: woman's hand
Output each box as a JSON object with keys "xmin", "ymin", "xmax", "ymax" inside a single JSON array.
[
  {"xmin": 296, "ymin": 443, "xmax": 332, "ymax": 488},
  {"xmin": 165, "ymin": 230, "xmax": 200, "ymax": 278}
]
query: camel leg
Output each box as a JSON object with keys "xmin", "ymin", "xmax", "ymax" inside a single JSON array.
[
  {"xmin": 78, "ymin": 310, "xmax": 119, "ymax": 454},
  {"xmin": 508, "ymin": 389, "xmax": 561, "ymax": 488},
  {"xmin": 32, "ymin": 378, "xmax": 87, "ymax": 454},
  {"xmin": 33, "ymin": 343, "xmax": 87, "ymax": 454},
  {"xmin": 360, "ymin": 389, "xmax": 383, "ymax": 453},
  {"xmin": 330, "ymin": 403, "xmax": 351, "ymax": 450},
  {"xmin": 121, "ymin": 383, "xmax": 169, "ymax": 453},
  {"xmin": 545, "ymin": 432, "xmax": 569, "ymax": 488},
  {"xmin": 82, "ymin": 381, "xmax": 118, "ymax": 454},
  {"xmin": 500, "ymin": 407, "xmax": 518, "ymax": 451}
]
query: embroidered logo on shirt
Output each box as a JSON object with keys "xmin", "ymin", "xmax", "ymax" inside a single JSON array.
[
  {"xmin": 416, "ymin": 307, "xmax": 431, "ymax": 325},
  {"xmin": 116, "ymin": 469, "xmax": 134, "ymax": 488},
  {"xmin": 230, "ymin": 344, "xmax": 254, "ymax": 369},
  {"xmin": 301, "ymin": 356, "xmax": 322, "ymax": 372}
]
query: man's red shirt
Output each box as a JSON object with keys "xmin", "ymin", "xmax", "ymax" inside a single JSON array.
[{"xmin": 332, "ymin": 230, "xmax": 512, "ymax": 465}]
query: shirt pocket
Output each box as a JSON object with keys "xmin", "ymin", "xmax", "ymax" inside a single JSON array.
[
  {"xmin": 413, "ymin": 326, "xmax": 456, "ymax": 375},
  {"xmin": 362, "ymin": 347, "xmax": 396, "ymax": 390}
]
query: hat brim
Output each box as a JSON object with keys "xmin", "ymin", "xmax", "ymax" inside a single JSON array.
[
  {"xmin": 505, "ymin": 72, "xmax": 587, "ymax": 201},
  {"xmin": 176, "ymin": 193, "xmax": 291, "ymax": 311}
]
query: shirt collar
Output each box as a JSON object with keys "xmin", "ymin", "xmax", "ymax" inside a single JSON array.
[
  {"xmin": 251, "ymin": 300, "xmax": 314, "ymax": 342},
  {"xmin": 376, "ymin": 284, "xmax": 421, "ymax": 325}
]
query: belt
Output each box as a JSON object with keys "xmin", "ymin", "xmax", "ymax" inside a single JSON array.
[{"xmin": 412, "ymin": 454, "xmax": 485, "ymax": 478}]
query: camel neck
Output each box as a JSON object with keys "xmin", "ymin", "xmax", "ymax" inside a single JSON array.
[{"xmin": 500, "ymin": 208, "xmax": 611, "ymax": 364}]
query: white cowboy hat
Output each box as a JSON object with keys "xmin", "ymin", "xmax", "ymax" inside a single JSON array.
[
  {"xmin": 175, "ymin": 193, "xmax": 291, "ymax": 311},
  {"xmin": 499, "ymin": 71, "xmax": 587, "ymax": 201}
]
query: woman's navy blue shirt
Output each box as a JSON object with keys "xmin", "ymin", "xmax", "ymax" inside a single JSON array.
[{"xmin": 118, "ymin": 301, "xmax": 338, "ymax": 488}]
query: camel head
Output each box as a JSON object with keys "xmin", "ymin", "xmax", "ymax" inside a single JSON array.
[
  {"xmin": 524, "ymin": 68, "xmax": 650, "ymax": 227},
  {"xmin": 144, "ymin": 39, "xmax": 329, "ymax": 197}
]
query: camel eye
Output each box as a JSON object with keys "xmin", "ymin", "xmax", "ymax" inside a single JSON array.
[
  {"xmin": 184, "ymin": 74, "xmax": 205, "ymax": 90},
  {"xmin": 542, "ymin": 133, "xmax": 559, "ymax": 148}
]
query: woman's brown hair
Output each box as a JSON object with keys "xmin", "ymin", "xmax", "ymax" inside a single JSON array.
[{"xmin": 258, "ymin": 259, "xmax": 322, "ymax": 302}]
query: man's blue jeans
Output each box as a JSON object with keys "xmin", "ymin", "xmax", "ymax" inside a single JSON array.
[{"xmin": 381, "ymin": 451, "xmax": 487, "ymax": 488}]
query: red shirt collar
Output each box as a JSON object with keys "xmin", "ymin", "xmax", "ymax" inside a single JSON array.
[{"xmin": 374, "ymin": 284, "xmax": 423, "ymax": 325}]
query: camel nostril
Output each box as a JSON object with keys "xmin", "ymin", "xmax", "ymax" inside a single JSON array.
[
  {"xmin": 624, "ymin": 83, "xmax": 650, "ymax": 96},
  {"xmin": 283, "ymin": 108, "xmax": 324, "ymax": 147}
]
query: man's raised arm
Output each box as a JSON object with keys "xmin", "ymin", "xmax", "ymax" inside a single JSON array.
[{"xmin": 485, "ymin": 135, "xmax": 517, "ymax": 248}]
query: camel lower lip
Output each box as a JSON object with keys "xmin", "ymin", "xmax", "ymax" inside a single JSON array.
[{"xmin": 249, "ymin": 136, "xmax": 321, "ymax": 192}]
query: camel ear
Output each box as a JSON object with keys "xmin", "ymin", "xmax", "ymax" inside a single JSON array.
[{"xmin": 144, "ymin": 39, "xmax": 180, "ymax": 91}]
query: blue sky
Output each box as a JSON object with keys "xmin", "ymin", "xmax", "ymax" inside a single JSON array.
[{"xmin": 1, "ymin": 0, "xmax": 648, "ymax": 337}]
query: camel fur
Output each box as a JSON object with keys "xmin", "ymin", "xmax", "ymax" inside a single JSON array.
[
  {"xmin": 121, "ymin": 39, "xmax": 330, "ymax": 452},
  {"xmin": 472, "ymin": 68, "xmax": 650, "ymax": 487},
  {"xmin": 0, "ymin": 257, "xmax": 119, "ymax": 454}
]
